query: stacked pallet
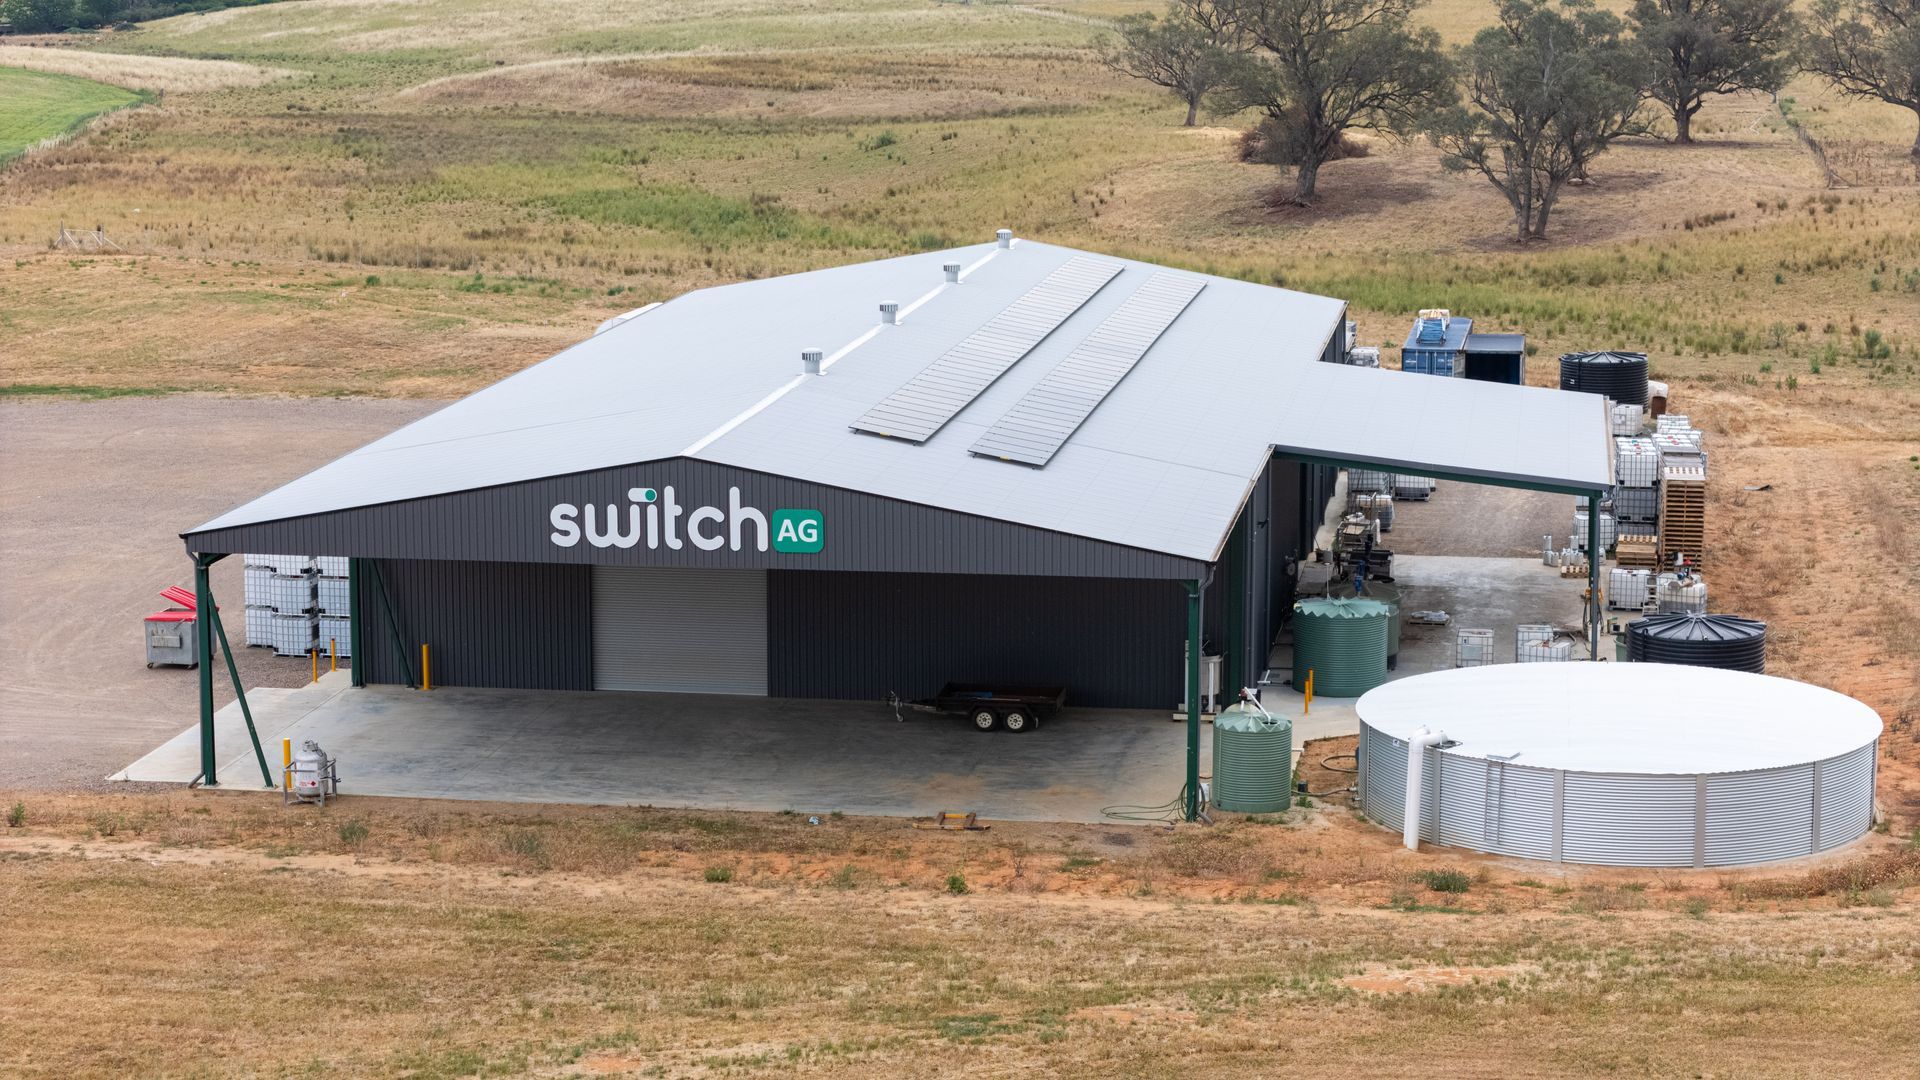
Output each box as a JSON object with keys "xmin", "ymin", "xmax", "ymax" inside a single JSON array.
[
  {"xmin": 1615, "ymin": 533, "xmax": 1661, "ymax": 568},
  {"xmin": 1658, "ymin": 465, "xmax": 1706, "ymax": 567}
]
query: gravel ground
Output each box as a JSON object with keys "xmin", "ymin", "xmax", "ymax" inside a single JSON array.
[
  {"xmin": 1382, "ymin": 478, "xmax": 1573, "ymax": 558},
  {"xmin": 0, "ymin": 395, "xmax": 439, "ymax": 790}
]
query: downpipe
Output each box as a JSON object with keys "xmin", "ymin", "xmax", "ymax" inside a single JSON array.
[{"xmin": 1403, "ymin": 726, "xmax": 1449, "ymax": 851}]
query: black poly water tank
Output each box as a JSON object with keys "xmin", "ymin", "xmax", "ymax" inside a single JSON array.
[
  {"xmin": 1559, "ymin": 351, "xmax": 1650, "ymax": 406},
  {"xmin": 1626, "ymin": 613, "xmax": 1766, "ymax": 673}
]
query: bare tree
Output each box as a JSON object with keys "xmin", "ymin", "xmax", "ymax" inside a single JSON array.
[
  {"xmin": 1629, "ymin": 0, "xmax": 1797, "ymax": 143},
  {"xmin": 1430, "ymin": 0, "xmax": 1650, "ymax": 241},
  {"xmin": 1803, "ymin": 0, "xmax": 1920, "ymax": 157},
  {"xmin": 1102, "ymin": 1, "xmax": 1244, "ymax": 127},
  {"xmin": 1213, "ymin": 0, "xmax": 1453, "ymax": 204}
]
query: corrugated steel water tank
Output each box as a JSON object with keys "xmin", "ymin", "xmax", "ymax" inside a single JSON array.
[
  {"xmin": 1627, "ymin": 613, "xmax": 1766, "ymax": 672},
  {"xmin": 1292, "ymin": 597, "xmax": 1389, "ymax": 696},
  {"xmin": 1355, "ymin": 665, "xmax": 1881, "ymax": 866},
  {"xmin": 1559, "ymin": 351, "xmax": 1650, "ymax": 405},
  {"xmin": 1210, "ymin": 700, "xmax": 1294, "ymax": 813}
]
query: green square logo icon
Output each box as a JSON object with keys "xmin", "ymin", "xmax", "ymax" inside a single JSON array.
[{"xmin": 771, "ymin": 508, "xmax": 824, "ymax": 553}]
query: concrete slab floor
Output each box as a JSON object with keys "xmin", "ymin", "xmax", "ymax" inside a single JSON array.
[
  {"xmin": 117, "ymin": 681, "xmax": 1209, "ymax": 825},
  {"xmin": 1263, "ymin": 553, "xmax": 1590, "ymax": 743}
]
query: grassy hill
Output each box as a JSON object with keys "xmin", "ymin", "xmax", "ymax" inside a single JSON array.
[{"xmin": 0, "ymin": 65, "xmax": 143, "ymax": 164}]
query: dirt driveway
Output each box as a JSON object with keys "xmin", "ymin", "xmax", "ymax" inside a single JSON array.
[{"xmin": 0, "ymin": 396, "xmax": 438, "ymax": 788}]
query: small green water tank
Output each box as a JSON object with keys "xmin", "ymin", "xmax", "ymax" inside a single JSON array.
[
  {"xmin": 1292, "ymin": 597, "xmax": 1390, "ymax": 697},
  {"xmin": 1357, "ymin": 580, "xmax": 1404, "ymax": 660},
  {"xmin": 1211, "ymin": 701, "xmax": 1294, "ymax": 814}
]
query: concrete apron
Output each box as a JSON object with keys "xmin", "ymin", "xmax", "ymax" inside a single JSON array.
[{"xmin": 112, "ymin": 678, "xmax": 1201, "ymax": 825}]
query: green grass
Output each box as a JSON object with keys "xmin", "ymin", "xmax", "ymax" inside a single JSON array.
[
  {"xmin": 0, "ymin": 383, "xmax": 184, "ymax": 399},
  {"xmin": 0, "ymin": 67, "xmax": 145, "ymax": 164}
]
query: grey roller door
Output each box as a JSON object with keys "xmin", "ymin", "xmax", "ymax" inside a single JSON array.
[{"xmin": 592, "ymin": 567, "xmax": 767, "ymax": 694}]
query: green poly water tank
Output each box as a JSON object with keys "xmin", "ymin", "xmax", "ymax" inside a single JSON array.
[
  {"xmin": 1211, "ymin": 701, "xmax": 1294, "ymax": 814},
  {"xmin": 1292, "ymin": 597, "xmax": 1390, "ymax": 697},
  {"xmin": 1357, "ymin": 580, "xmax": 1403, "ymax": 660}
]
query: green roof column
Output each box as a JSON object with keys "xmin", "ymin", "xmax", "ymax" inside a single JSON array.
[
  {"xmin": 1588, "ymin": 493, "xmax": 1601, "ymax": 660},
  {"xmin": 193, "ymin": 552, "xmax": 223, "ymax": 785},
  {"xmin": 1185, "ymin": 577, "xmax": 1203, "ymax": 821}
]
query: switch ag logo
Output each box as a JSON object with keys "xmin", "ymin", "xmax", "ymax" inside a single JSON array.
[
  {"xmin": 548, "ymin": 486, "xmax": 823, "ymax": 555},
  {"xmin": 771, "ymin": 509, "xmax": 824, "ymax": 553}
]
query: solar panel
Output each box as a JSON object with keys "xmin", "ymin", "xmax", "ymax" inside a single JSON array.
[
  {"xmin": 970, "ymin": 272, "xmax": 1204, "ymax": 467},
  {"xmin": 849, "ymin": 255, "xmax": 1122, "ymax": 443}
]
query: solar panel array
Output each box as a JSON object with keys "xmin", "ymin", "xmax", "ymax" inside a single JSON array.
[
  {"xmin": 970, "ymin": 273, "xmax": 1204, "ymax": 467},
  {"xmin": 849, "ymin": 255, "xmax": 1122, "ymax": 443}
]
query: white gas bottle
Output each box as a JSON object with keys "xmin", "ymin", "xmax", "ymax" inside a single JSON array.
[{"xmin": 292, "ymin": 741, "xmax": 329, "ymax": 797}]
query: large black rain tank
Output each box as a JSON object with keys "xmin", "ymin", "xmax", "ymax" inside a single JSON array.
[
  {"xmin": 1559, "ymin": 351, "xmax": 1650, "ymax": 406},
  {"xmin": 1626, "ymin": 613, "xmax": 1766, "ymax": 673}
]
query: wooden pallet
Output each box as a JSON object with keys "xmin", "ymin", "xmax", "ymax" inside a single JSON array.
[
  {"xmin": 1659, "ymin": 469, "xmax": 1706, "ymax": 566},
  {"xmin": 1615, "ymin": 533, "xmax": 1661, "ymax": 568}
]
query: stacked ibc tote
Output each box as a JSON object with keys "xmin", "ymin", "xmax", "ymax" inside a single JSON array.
[{"xmin": 244, "ymin": 555, "xmax": 351, "ymax": 659}]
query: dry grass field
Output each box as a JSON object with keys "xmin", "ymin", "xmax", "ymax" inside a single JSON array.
[
  {"xmin": 1, "ymin": 792, "xmax": 1916, "ymax": 1077},
  {"xmin": 2, "ymin": 0, "xmax": 1919, "ymax": 1073}
]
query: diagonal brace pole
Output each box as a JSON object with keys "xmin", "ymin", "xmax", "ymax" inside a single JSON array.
[
  {"xmin": 367, "ymin": 558, "xmax": 417, "ymax": 688},
  {"xmin": 207, "ymin": 600, "xmax": 274, "ymax": 788}
]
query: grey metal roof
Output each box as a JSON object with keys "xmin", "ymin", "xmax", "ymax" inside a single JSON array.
[
  {"xmin": 187, "ymin": 238, "xmax": 1611, "ymax": 562},
  {"xmin": 850, "ymin": 254, "xmax": 1121, "ymax": 443},
  {"xmin": 970, "ymin": 271, "xmax": 1205, "ymax": 467}
]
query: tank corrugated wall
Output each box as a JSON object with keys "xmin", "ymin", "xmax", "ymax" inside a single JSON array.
[
  {"xmin": 356, "ymin": 558, "xmax": 592, "ymax": 690},
  {"xmin": 767, "ymin": 570, "xmax": 1186, "ymax": 709},
  {"xmin": 1358, "ymin": 719, "xmax": 1880, "ymax": 867}
]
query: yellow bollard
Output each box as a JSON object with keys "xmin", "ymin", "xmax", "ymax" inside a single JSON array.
[
  {"xmin": 421, "ymin": 643, "xmax": 431, "ymax": 691},
  {"xmin": 1304, "ymin": 669, "xmax": 1314, "ymax": 716},
  {"xmin": 282, "ymin": 738, "xmax": 292, "ymax": 792},
  {"xmin": 330, "ymin": 638, "xmax": 338, "ymax": 673},
  {"xmin": 310, "ymin": 648, "xmax": 318, "ymax": 684}
]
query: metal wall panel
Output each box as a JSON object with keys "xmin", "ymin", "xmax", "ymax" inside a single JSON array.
[
  {"xmin": 766, "ymin": 570, "xmax": 1186, "ymax": 708},
  {"xmin": 1361, "ymin": 724, "xmax": 1407, "ymax": 832},
  {"xmin": 1560, "ymin": 773, "xmax": 1698, "ymax": 867},
  {"xmin": 1817, "ymin": 742, "xmax": 1877, "ymax": 851},
  {"xmin": 1704, "ymin": 765, "xmax": 1815, "ymax": 866},
  {"xmin": 592, "ymin": 568, "xmax": 768, "ymax": 695},
  {"xmin": 1360, "ymin": 721, "xmax": 1879, "ymax": 867},
  {"xmin": 190, "ymin": 457, "xmax": 1204, "ymax": 581},
  {"xmin": 355, "ymin": 558, "xmax": 591, "ymax": 690}
]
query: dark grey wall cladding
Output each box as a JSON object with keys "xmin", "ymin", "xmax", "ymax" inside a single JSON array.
[
  {"xmin": 191, "ymin": 458, "xmax": 1205, "ymax": 581},
  {"xmin": 356, "ymin": 558, "xmax": 591, "ymax": 690},
  {"xmin": 768, "ymin": 570, "xmax": 1188, "ymax": 709}
]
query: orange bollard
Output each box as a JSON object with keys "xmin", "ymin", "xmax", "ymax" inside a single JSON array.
[
  {"xmin": 282, "ymin": 738, "xmax": 292, "ymax": 792},
  {"xmin": 310, "ymin": 649, "xmax": 318, "ymax": 684},
  {"xmin": 421, "ymin": 643, "xmax": 431, "ymax": 691},
  {"xmin": 329, "ymin": 638, "xmax": 337, "ymax": 673}
]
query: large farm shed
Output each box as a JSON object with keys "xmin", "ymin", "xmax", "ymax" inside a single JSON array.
[{"xmin": 180, "ymin": 235, "xmax": 1613, "ymax": 815}]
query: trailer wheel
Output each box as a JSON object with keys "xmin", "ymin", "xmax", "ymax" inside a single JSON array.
[
  {"xmin": 1002, "ymin": 709, "xmax": 1032, "ymax": 733},
  {"xmin": 971, "ymin": 708, "xmax": 1000, "ymax": 732}
]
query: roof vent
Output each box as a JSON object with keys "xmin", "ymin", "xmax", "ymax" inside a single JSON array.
[
  {"xmin": 943, "ymin": 262, "xmax": 961, "ymax": 283},
  {"xmin": 802, "ymin": 347, "xmax": 823, "ymax": 376},
  {"xmin": 879, "ymin": 301, "xmax": 899, "ymax": 325},
  {"xmin": 996, "ymin": 228, "xmax": 1013, "ymax": 248}
]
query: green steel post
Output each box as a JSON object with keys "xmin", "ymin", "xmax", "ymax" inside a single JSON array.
[
  {"xmin": 1184, "ymin": 578, "xmax": 1203, "ymax": 822},
  {"xmin": 207, "ymin": 600, "xmax": 274, "ymax": 788},
  {"xmin": 348, "ymin": 557, "xmax": 366, "ymax": 688},
  {"xmin": 367, "ymin": 559, "xmax": 416, "ymax": 688},
  {"xmin": 193, "ymin": 553, "xmax": 220, "ymax": 785},
  {"xmin": 1587, "ymin": 493, "xmax": 1601, "ymax": 660}
]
